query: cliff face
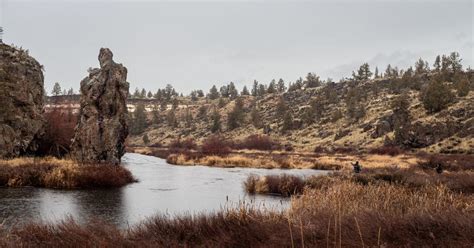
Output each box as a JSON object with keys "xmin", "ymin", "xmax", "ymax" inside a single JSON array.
[
  {"xmin": 0, "ymin": 44, "xmax": 45, "ymax": 158},
  {"xmin": 71, "ymin": 48, "xmax": 129, "ymax": 165}
]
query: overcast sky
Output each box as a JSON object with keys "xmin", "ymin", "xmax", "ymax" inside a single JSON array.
[{"xmin": 1, "ymin": 0, "xmax": 472, "ymax": 94}]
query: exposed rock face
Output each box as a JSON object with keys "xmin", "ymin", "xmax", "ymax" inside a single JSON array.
[
  {"xmin": 71, "ymin": 48, "xmax": 129, "ymax": 164},
  {"xmin": 0, "ymin": 44, "xmax": 45, "ymax": 158}
]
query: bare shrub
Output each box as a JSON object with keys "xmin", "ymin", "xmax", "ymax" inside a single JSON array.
[{"xmin": 200, "ymin": 135, "xmax": 231, "ymax": 156}]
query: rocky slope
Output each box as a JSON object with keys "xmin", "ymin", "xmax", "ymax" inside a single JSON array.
[
  {"xmin": 0, "ymin": 43, "xmax": 45, "ymax": 157},
  {"xmin": 128, "ymin": 74, "xmax": 473, "ymax": 154}
]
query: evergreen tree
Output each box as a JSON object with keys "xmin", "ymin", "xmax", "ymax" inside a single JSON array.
[
  {"xmin": 277, "ymin": 78, "xmax": 286, "ymax": 93},
  {"xmin": 251, "ymin": 80, "xmax": 259, "ymax": 96},
  {"xmin": 67, "ymin": 87, "xmax": 74, "ymax": 95},
  {"xmin": 391, "ymin": 92, "xmax": 411, "ymax": 145},
  {"xmin": 151, "ymin": 104, "xmax": 160, "ymax": 125},
  {"xmin": 183, "ymin": 107, "xmax": 193, "ymax": 128},
  {"xmin": 352, "ymin": 63, "xmax": 372, "ymax": 80},
  {"xmin": 197, "ymin": 105, "xmax": 208, "ymax": 121},
  {"xmin": 276, "ymin": 97, "xmax": 288, "ymax": 119},
  {"xmin": 433, "ymin": 55, "xmax": 441, "ymax": 72},
  {"xmin": 374, "ymin": 67, "xmax": 379, "ymax": 78},
  {"xmin": 160, "ymin": 101, "xmax": 167, "ymax": 111},
  {"xmin": 227, "ymin": 97, "xmax": 245, "ymax": 130},
  {"xmin": 51, "ymin": 82, "xmax": 62, "ymax": 96},
  {"xmin": 218, "ymin": 98, "xmax": 227, "ymax": 108},
  {"xmin": 241, "ymin": 86, "xmax": 250, "ymax": 95},
  {"xmin": 267, "ymin": 79, "xmax": 277, "ymax": 94},
  {"xmin": 414, "ymin": 58, "xmax": 429, "ymax": 75},
  {"xmin": 448, "ymin": 52, "xmax": 462, "ymax": 74},
  {"xmin": 131, "ymin": 104, "xmax": 148, "ymax": 134},
  {"xmin": 281, "ymin": 112, "xmax": 293, "ymax": 132},
  {"xmin": 167, "ymin": 109, "xmax": 178, "ymax": 127},
  {"xmin": 421, "ymin": 78, "xmax": 454, "ymax": 113},
  {"xmin": 304, "ymin": 73, "xmax": 321, "ymax": 88},
  {"xmin": 142, "ymin": 133, "xmax": 150, "ymax": 145},
  {"xmin": 228, "ymin": 82, "xmax": 239, "ymax": 99},
  {"xmin": 196, "ymin": 90, "xmax": 204, "ymax": 97},
  {"xmin": 250, "ymin": 106, "xmax": 262, "ymax": 128},
  {"xmin": 208, "ymin": 85, "xmax": 220, "ymax": 100},
  {"xmin": 190, "ymin": 91, "xmax": 198, "ymax": 101},
  {"xmin": 140, "ymin": 88, "xmax": 147, "ymax": 99},
  {"xmin": 385, "ymin": 64, "xmax": 393, "ymax": 79},
  {"xmin": 257, "ymin": 84, "xmax": 266, "ymax": 97},
  {"xmin": 210, "ymin": 109, "xmax": 221, "ymax": 133},
  {"xmin": 455, "ymin": 75, "xmax": 470, "ymax": 97},
  {"xmin": 288, "ymin": 78, "xmax": 303, "ymax": 91},
  {"xmin": 220, "ymin": 85, "xmax": 229, "ymax": 98}
]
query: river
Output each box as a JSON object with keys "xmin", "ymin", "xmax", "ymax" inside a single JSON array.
[{"xmin": 0, "ymin": 153, "xmax": 326, "ymax": 228}]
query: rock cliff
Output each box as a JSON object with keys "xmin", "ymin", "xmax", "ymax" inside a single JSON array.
[
  {"xmin": 71, "ymin": 48, "xmax": 129, "ymax": 164},
  {"xmin": 0, "ymin": 44, "xmax": 45, "ymax": 158}
]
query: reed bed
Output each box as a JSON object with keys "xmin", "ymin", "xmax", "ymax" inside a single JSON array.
[
  {"xmin": 0, "ymin": 157, "xmax": 136, "ymax": 189},
  {"xmin": 1, "ymin": 178, "xmax": 472, "ymax": 247}
]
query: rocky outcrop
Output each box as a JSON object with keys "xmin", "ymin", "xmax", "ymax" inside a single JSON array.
[
  {"xmin": 71, "ymin": 48, "xmax": 129, "ymax": 165},
  {"xmin": 0, "ymin": 44, "xmax": 45, "ymax": 158}
]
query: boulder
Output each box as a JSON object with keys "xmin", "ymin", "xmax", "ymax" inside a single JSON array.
[
  {"xmin": 70, "ymin": 48, "xmax": 129, "ymax": 164},
  {"xmin": 0, "ymin": 44, "xmax": 45, "ymax": 158}
]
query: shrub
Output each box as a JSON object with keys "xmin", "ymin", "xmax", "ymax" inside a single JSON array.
[
  {"xmin": 421, "ymin": 79, "xmax": 454, "ymax": 113},
  {"xmin": 169, "ymin": 138, "xmax": 197, "ymax": 152},
  {"xmin": 36, "ymin": 108, "xmax": 77, "ymax": 157},
  {"xmin": 236, "ymin": 135, "xmax": 281, "ymax": 151},
  {"xmin": 200, "ymin": 136, "xmax": 231, "ymax": 156},
  {"xmin": 244, "ymin": 174, "xmax": 305, "ymax": 197}
]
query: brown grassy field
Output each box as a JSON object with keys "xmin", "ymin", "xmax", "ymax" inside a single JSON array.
[
  {"xmin": 0, "ymin": 157, "xmax": 136, "ymax": 189},
  {"xmin": 1, "ymin": 176, "xmax": 472, "ymax": 247}
]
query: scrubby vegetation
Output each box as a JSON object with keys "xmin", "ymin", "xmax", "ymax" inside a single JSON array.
[
  {"xmin": 0, "ymin": 157, "xmax": 136, "ymax": 189},
  {"xmin": 1, "ymin": 174, "xmax": 472, "ymax": 247}
]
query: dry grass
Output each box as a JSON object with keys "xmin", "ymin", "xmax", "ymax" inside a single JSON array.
[
  {"xmin": 0, "ymin": 157, "xmax": 136, "ymax": 189},
  {"xmin": 1, "ymin": 178, "xmax": 472, "ymax": 247}
]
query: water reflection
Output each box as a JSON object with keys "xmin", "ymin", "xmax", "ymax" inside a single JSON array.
[{"xmin": 0, "ymin": 153, "xmax": 327, "ymax": 228}]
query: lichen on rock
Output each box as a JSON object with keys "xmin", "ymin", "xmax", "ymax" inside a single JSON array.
[
  {"xmin": 71, "ymin": 48, "xmax": 129, "ymax": 165},
  {"xmin": 0, "ymin": 43, "xmax": 45, "ymax": 158}
]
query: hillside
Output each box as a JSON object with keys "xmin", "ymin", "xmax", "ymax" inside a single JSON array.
[{"xmin": 125, "ymin": 72, "xmax": 473, "ymax": 154}]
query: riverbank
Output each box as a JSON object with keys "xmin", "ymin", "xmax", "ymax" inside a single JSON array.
[
  {"xmin": 0, "ymin": 157, "xmax": 136, "ymax": 189},
  {"xmin": 129, "ymin": 146, "xmax": 426, "ymax": 170},
  {"xmin": 1, "ymin": 174, "xmax": 472, "ymax": 247}
]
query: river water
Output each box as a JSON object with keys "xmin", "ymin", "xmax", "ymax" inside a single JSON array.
[{"xmin": 0, "ymin": 153, "xmax": 326, "ymax": 227}]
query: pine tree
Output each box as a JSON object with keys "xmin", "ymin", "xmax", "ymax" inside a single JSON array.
[
  {"xmin": 448, "ymin": 52, "xmax": 462, "ymax": 74},
  {"xmin": 227, "ymin": 97, "xmax": 245, "ymax": 130},
  {"xmin": 210, "ymin": 109, "xmax": 221, "ymax": 133},
  {"xmin": 250, "ymin": 106, "xmax": 262, "ymax": 128},
  {"xmin": 140, "ymin": 88, "xmax": 147, "ymax": 99},
  {"xmin": 142, "ymin": 133, "xmax": 150, "ymax": 145},
  {"xmin": 414, "ymin": 58, "xmax": 429, "ymax": 75},
  {"xmin": 391, "ymin": 92, "xmax": 411, "ymax": 145},
  {"xmin": 281, "ymin": 112, "xmax": 293, "ymax": 132},
  {"xmin": 228, "ymin": 82, "xmax": 239, "ymax": 99},
  {"xmin": 374, "ymin": 67, "xmax": 379, "ymax": 78},
  {"xmin": 304, "ymin": 73, "xmax": 321, "ymax": 88},
  {"xmin": 421, "ymin": 78, "xmax": 454, "ymax": 113},
  {"xmin": 51, "ymin": 82, "xmax": 62, "ymax": 96},
  {"xmin": 276, "ymin": 97, "xmax": 288, "ymax": 119},
  {"xmin": 208, "ymin": 85, "xmax": 220, "ymax": 100},
  {"xmin": 220, "ymin": 85, "xmax": 229, "ymax": 98},
  {"xmin": 455, "ymin": 75, "xmax": 470, "ymax": 97},
  {"xmin": 241, "ymin": 86, "xmax": 250, "ymax": 95},
  {"xmin": 277, "ymin": 78, "xmax": 286, "ymax": 93},
  {"xmin": 67, "ymin": 87, "xmax": 74, "ymax": 95},
  {"xmin": 183, "ymin": 107, "xmax": 193, "ymax": 128},
  {"xmin": 151, "ymin": 104, "xmax": 160, "ymax": 125},
  {"xmin": 132, "ymin": 104, "xmax": 148, "ymax": 134},
  {"xmin": 167, "ymin": 109, "xmax": 178, "ymax": 127},
  {"xmin": 352, "ymin": 63, "xmax": 372, "ymax": 80},
  {"xmin": 251, "ymin": 80, "xmax": 259, "ymax": 96},
  {"xmin": 433, "ymin": 55, "xmax": 441, "ymax": 72},
  {"xmin": 257, "ymin": 84, "xmax": 266, "ymax": 97}
]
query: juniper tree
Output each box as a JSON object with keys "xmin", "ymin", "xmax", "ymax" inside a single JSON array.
[
  {"xmin": 131, "ymin": 104, "xmax": 148, "ymax": 134},
  {"xmin": 433, "ymin": 55, "xmax": 441, "ymax": 72},
  {"xmin": 51, "ymin": 82, "xmax": 62, "ymax": 96},
  {"xmin": 448, "ymin": 52, "xmax": 462, "ymax": 74},
  {"xmin": 166, "ymin": 109, "xmax": 178, "ymax": 128},
  {"xmin": 210, "ymin": 109, "xmax": 221, "ymax": 133},
  {"xmin": 374, "ymin": 67, "xmax": 379, "ymax": 78},
  {"xmin": 276, "ymin": 97, "xmax": 288, "ymax": 120},
  {"xmin": 421, "ymin": 78, "xmax": 454, "ymax": 113},
  {"xmin": 227, "ymin": 97, "xmax": 245, "ymax": 130},
  {"xmin": 414, "ymin": 58, "xmax": 429, "ymax": 75},
  {"xmin": 257, "ymin": 83, "xmax": 266, "ymax": 97},
  {"xmin": 304, "ymin": 73, "xmax": 321, "ymax": 88},
  {"xmin": 208, "ymin": 85, "xmax": 220, "ymax": 100},
  {"xmin": 228, "ymin": 82, "xmax": 239, "ymax": 99},
  {"xmin": 277, "ymin": 78, "xmax": 286, "ymax": 93},
  {"xmin": 250, "ymin": 106, "xmax": 263, "ymax": 128},
  {"xmin": 353, "ymin": 63, "xmax": 372, "ymax": 80},
  {"xmin": 267, "ymin": 79, "xmax": 277, "ymax": 94},
  {"xmin": 391, "ymin": 92, "xmax": 411, "ymax": 145},
  {"xmin": 455, "ymin": 75, "xmax": 470, "ymax": 97},
  {"xmin": 241, "ymin": 86, "xmax": 250, "ymax": 95},
  {"xmin": 251, "ymin": 80, "xmax": 259, "ymax": 96},
  {"xmin": 142, "ymin": 133, "xmax": 150, "ymax": 145},
  {"xmin": 140, "ymin": 88, "xmax": 147, "ymax": 99},
  {"xmin": 281, "ymin": 112, "xmax": 293, "ymax": 132},
  {"xmin": 147, "ymin": 91, "xmax": 153, "ymax": 98}
]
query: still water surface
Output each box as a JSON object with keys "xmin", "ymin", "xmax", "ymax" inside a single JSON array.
[{"xmin": 0, "ymin": 153, "xmax": 326, "ymax": 227}]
